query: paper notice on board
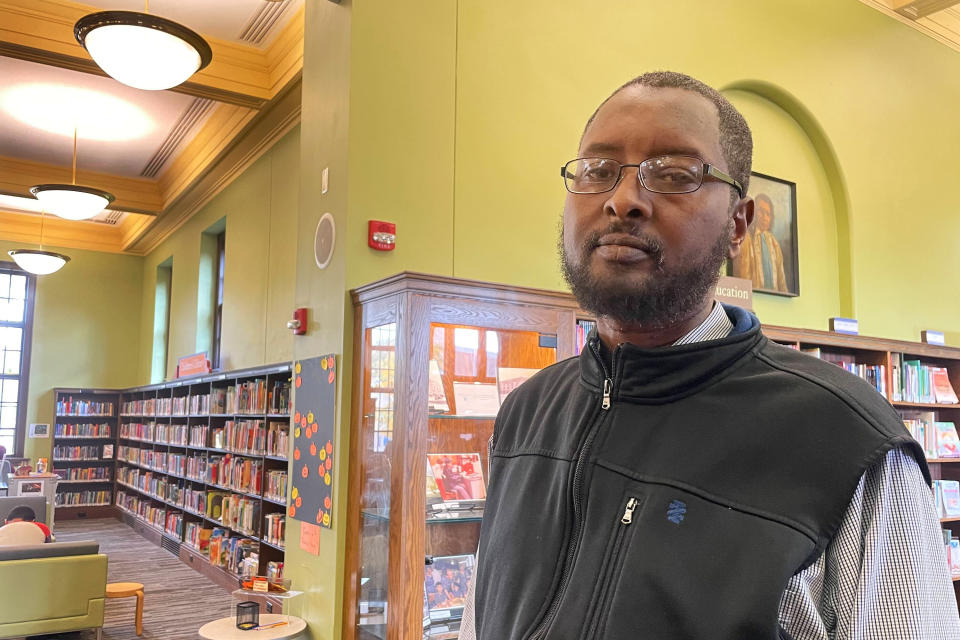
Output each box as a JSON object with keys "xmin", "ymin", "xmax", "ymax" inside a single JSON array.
[{"xmin": 300, "ymin": 521, "xmax": 320, "ymax": 555}]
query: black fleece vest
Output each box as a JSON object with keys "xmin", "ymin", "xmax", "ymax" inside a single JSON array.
[{"xmin": 474, "ymin": 306, "xmax": 927, "ymax": 640}]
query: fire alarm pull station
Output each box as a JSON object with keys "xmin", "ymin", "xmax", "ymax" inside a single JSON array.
[
  {"xmin": 368, "ymin": 221, "xmax": 396, "ymax": 251},
  {"xmin": 287, "ymin": 308, "xmax": 307, "ymax": 335}
]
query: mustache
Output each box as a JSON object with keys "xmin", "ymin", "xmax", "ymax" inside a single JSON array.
[{"xmin": 585, "ymin": 223, "xmax": 665, "ymax": 266}]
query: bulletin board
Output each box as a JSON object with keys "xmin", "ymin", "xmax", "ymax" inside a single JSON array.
[{"xmin": 289, "ymin": 354, "xmax": 337, "ymax": 529}]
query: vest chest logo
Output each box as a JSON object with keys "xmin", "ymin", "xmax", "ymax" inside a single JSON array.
[{"xmin": 666, "ymin": 500, "xmax": 687, "ymax": 525}]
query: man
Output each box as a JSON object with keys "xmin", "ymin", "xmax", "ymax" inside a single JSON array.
[
  {"xmin": 459, "ymin": 72, "xmax": 958, "ymax": 639},
  {"xmin": 4, "ymin": 505, "xmax": 52, "ymax": 542},
  {"xmin": 750, "ymin": 193, "xmax": 789, "ymax": 292}
]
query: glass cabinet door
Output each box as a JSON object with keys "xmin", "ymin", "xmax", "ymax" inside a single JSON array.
[
  {"xmin": 422, "ymin": 323, "xmax": 556, "ymax": 639},
  {"xmin": 357, "ymin": 322, "xmax": 397, "ymax": 640}
]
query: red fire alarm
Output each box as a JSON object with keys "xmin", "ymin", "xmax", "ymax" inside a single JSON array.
[
  {"xmin": 368, "ymin": 220, "xmax": 396, "ymax": 251},
  {"xmin": 287, "ymin": 308, "xmax": 307, "ymax": 335}
]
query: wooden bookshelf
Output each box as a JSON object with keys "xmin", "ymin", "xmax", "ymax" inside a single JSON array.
[
  {"xmin": 342, "ymin": 273, "xmax": 960, "ymax": 640},
  {"xmin": 52, "ymin": 388, "xmax": 121, "ymax": 519}
]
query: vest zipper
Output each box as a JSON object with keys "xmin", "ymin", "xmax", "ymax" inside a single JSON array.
[
  {"xmin": 527, "ymin": 338, "xmax": 616, "ymax": 640},
  {"xmin": 585, "ymin": 497, "xmax": 640, "ymax": 639}
]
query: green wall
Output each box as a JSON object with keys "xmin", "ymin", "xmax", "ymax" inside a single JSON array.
[
  {"xmin": 138, "ymin": 125, "xmax": 300, "ymax": 383},
  {"xmin": 0, "ymin": 243, "xmax": 143, "ymax": 462}
]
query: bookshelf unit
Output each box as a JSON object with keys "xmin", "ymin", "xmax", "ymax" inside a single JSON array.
[
  {"xmin": 343, "ymin": 273, "xmax": 960, "ymax": 640},
  {"xmin": 114, "ymin": 363, "xmax": 291, "ymax": 593},
  {"xmin": 52, "ymin": 388, "xmax": 120, "ymax": 520}
]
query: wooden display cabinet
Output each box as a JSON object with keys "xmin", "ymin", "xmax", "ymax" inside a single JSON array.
[{"xmin": 343, "ymin": 273, "xmax": 960, "ymax": 639}]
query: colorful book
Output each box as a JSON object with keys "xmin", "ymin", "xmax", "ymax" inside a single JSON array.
[
  {"xmin": 936, "ymin": 422, "xmax": 960, "ymax": 458},
  {"xmin": 932, "ymin": 368, "xmax": 959, "ymax": 405},
  {"xmin": 941, "ymin": 480, "xmax": 960, "ymax": 517}
]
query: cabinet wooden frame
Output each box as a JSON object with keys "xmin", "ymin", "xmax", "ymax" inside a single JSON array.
[{"xmin": 343, "ymin": 272, "xmax": 960, "ymax": 639}]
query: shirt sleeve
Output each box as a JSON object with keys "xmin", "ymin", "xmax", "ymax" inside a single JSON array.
[
  {"xmin": 458, "ymin": 562, "xmax": 478, "ymax": 640},
  {"xmin": 779, "ymin": 446, "xmax": 960, "ymax": 640}
]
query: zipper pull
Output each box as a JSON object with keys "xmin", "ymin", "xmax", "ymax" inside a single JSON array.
[
  {"xmin": 621, "ymin": 497, "xmax": 638, "ymax": 525},
  {"xmin": 602, "ymin": 379, "xmax": 612, "ymax": 410}
]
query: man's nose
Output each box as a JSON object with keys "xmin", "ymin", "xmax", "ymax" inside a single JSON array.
[{"xmin": 603, "ymin": 166, "xmax": 653, "ymax": 220}]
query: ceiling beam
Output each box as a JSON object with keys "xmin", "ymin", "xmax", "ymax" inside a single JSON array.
[
  {"xmin": 0, "ymin": 0, "xmax": 305, "ymax": 109},
  {"xmin": 886, "ymin": 0, "xmax": 960, "ymax": 19},
  {"xmin": 0, "ymin": 155, "xmax": 164, "ymax": 214},
  {"xmin": 0, "ymin": 208, "xmax": 133, "ymax": 254}
]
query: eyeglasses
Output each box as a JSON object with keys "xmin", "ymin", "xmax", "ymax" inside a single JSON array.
[{"xmin": 560, "ymin": 155, "xmax": 744, "ymax": 198}]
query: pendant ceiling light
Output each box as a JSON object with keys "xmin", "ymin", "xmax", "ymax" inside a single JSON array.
[
  {"xmin": 74, "ymin": 2, "xmax": 212, "ymax": 91},
  {"xmin": 30, "ymin": 128, "xmax": 114, "ymax": 221},
  {"xmin": 8, "ymin": 209, "xmax": 70, "ymax": 276}
]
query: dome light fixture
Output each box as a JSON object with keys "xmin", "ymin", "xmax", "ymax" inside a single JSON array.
[
  {"xmin": 29, "ymin": 128, "xmax": 114, "ymax": 221},
  {"xmin": 8, "ymin": 249, "xmax": 71, "ymax": 276},
  {"xmin": 75, "ymin": 5, "xmax": 212, "ymax": 91},
  {"xmin": 8, "ymin": 207, "xmax": 70, "ymax": 276}
]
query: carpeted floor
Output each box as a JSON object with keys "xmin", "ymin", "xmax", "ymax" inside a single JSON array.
[{"xmin": 44, "ymin": 518, "xmax": 234, "ymax": 640}]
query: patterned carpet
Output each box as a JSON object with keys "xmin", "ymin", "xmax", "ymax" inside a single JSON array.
[{"xmin": 46, "ymin": 518, "xmax": 234, "ymax": 640}]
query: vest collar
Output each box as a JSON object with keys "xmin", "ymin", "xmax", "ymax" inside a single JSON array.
[{"xmin": 579, "ymin": 304, "xmax": 763, "ymax": 402}]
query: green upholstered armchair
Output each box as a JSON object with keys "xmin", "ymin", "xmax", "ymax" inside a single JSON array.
[{"xmin": 0, "ymin": 541, "xmax": 107, "ymax": 639}]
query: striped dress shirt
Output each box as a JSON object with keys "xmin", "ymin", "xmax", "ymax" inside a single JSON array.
[{"xmin": 458, "ymin": 303, "xmax": 960, "ymax": 639}]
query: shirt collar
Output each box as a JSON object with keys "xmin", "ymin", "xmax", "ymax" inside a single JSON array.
[{"xmin": 671, "ymin": 301, "xmax": 734, "ymax": 346}]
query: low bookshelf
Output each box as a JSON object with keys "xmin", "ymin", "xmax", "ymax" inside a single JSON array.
[
  {"xmin": 114, "ymin": 362, "xmax": 292, "ymax": 593},
  {"xmin": 52, "ymin": 388, "xmax": 120, "ymax": 520}
]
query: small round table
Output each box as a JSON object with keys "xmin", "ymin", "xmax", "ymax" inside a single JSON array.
[
  {"xmin": 199, "ymin": 614, "xmax": 306, "ymax": 640},
  {"xmin": 105, "ymin": 581, "xmax": 144, "ymax": 636}
]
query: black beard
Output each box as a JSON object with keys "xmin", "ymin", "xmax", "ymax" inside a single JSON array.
[{"xmin": 559, "ymin": 219, "xmax": 732, "ymax": 330}]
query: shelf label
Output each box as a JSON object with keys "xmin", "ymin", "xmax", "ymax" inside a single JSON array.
[
  {"xmin": 829, "ymin": 317, "xmax": 859, "ymax": 335},
  {"xmin": 177, "ymin": 352, "xmax": 211, "ymax": 378},
  {"xmin": 922, "ymin": 330, "xmax": 946, "ymax": 346}
]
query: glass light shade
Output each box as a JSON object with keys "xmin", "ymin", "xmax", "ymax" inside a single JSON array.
[
  {"xmin": 29, "ymin": 185, "xmax": 115, "ymax": 221},
  {"xmin": 75, "ymin": 12, "xmax": 212, "ymax": 91},
  {"xmin": 8, "ymin": 250, "xmax": 70, "ymax": 275}
]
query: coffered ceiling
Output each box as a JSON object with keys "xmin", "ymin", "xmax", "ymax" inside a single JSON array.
[{"xmin": 0, "ymin": 0, "xmax": 303, "ymax": 255}]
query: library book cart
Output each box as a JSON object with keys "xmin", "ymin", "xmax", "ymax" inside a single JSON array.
[
  {"xmin": 51, "ymin": 364, "xmax": 292, "ymax": 605},
  {"xmin": 342, "ymin": 272, "xmax": 960, "ymax": 640}
]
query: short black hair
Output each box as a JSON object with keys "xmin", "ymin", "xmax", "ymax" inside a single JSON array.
[
  {"xmin": 7, "ymin": 505, "xmax": 36, "ymax": 522},
  {"xmin": 583, "ymin": 71, "xmax": 753, "ymax": 197}
]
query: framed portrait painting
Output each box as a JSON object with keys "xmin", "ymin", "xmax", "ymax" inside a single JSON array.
[{"xmin": 728, "ymin": 172, "xmax": 799, "ymax": 297}]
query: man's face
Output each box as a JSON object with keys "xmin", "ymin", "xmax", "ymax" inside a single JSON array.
[
  {"xmin": 561, "ymin": 86, "xmax": 749, "ymax": 328},
  {"xmin": 756, "ymin": 201, "xmax": 772, "ymax": 231}
]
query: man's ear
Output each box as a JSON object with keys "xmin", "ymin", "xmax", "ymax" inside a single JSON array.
[{"xmin": 728, "ymin": 196, "xmax": 754, "ymax": 259}]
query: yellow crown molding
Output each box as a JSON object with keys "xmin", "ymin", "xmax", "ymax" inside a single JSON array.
[
  {"xmin": 118, "ymin": 212, "xmax": 154, "ymax": 250},
  {"xmin": 265, "ymin": 5, "xmax": 304, "ymax": 95},
  {"xmin": 0, "ymin": 155, "xmax": 163, "ymax": 214},
  {"xmin": 0, "ymin": 0, "xmax": 304, "ymax": 109},
  {"xmin": 156, "ymin": 103, "xmax": 258, "ymax": 205},
  {"xmin": 0, "ymin": 208, "xmax": 129, "ymax": 254},
  {"xmin": 861, "ymin": 0, "xmax": 960, "ymax": 52},
  {"xmin": 127, "ymin": 78, "xmax": 302, "ymax": 255}
]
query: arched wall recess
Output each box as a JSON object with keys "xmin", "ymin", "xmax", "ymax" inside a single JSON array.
[{"xmin": 722, "ymin": 80, "xmax": 856, "ymax": 319}]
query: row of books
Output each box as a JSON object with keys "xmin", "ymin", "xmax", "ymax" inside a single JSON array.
[
  {"xmin": 942, "ymin": 530, "xmax": 960, "ymax": 577},
  {"xmin": 191, "ymin": 394, "xmax": 210, "ymax": 415},
  {"xmin": 191, "ymin": 425, "xmax": 208, "ymax": 447},
  {"xmin": 53, "ymin": 444, "xmax": 104, "ymax": 460},
  {"xmin": 55, "ymin": 467, "xmax": 110, "ymax": 481},
  {"xmin": 891, "ymin": 355, "xmax": 959, "ymax": 404},
  {"xmin": 263, "ymin": 513, "xmax": 285, "ymax": 547},
  {"xmin": 212, "ymin": 420, "xmax": 266, "ymax": 454},
  {"xmin": 220, "ymin": 495, "xmax": 261, "ymax": 535},
  {"xmin": 166, "ymin": 511, "xmax": 183, "ymax": 537},
  {"xmin": 265, "ymin": 470, "xmax": 287, "ymax": 503},
  {"xmin": 801, "ymin": 349, "xmax": 887, "ymax": 395},
  {"xmin": 167, "ymin": 452, "xmax": 187, "ymax": 476},
  {"xmin": 121, "ymin": 421, "xmax": 155, "ymax": 441},
  {"xmin": 575, "ymin": 320, "xmax": 597, "ymax": 355},
  {"xmin": 207, "ymin": 454, "xmax": 262, "ymax": 494},
  {"xmin": 55, "ymin": 489, "xmax": 111, "ymax": 506},
  {"xmin": 216, "ymin": 381, "xmax": 266, "ymax": 414},
  {"xmin": 55, "ymin": 423, "xmax": 111, "ymax": 437},
  {"xmin": 185, "ymin": 487, "xmax": 206, "ymax": 514},
  {"xmin": 902, "ymin": 413, "xmax": 959, "ymax": 459},
  {"xmin": 185, "ymin": 521, "xmax": 211, "ymax": 551},
  {"xmin": 934, "ymin": 480, "xmax": 960, "ymax": 517},
  {"xmin": 267, "ymin": 421, "xmax": 289, "ymax": 458},
  {"xmin": 57, "ymin": 398, "xmax": 114, "ymax": 416},
  {"xmin": 209, "ymin": 529, "xmax": 260, "ymax": 577},
  {"xmin": 157, "ymin": 423, "xmax": 188, "ymax": 446}
]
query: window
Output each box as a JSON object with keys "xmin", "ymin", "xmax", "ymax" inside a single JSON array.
[
  {"xmin": 152, "ymin": 260, "xmax": 173, "ymax": 383},
  {"xmin": 211, "ymin": 231, "xmax": 225, "ymax": 370},
  {"xmin": 0, "ymin": 264, "xmax": 35, "ymax": 456}
]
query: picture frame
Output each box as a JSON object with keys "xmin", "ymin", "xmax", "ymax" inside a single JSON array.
[
  {"xmin": 28, "ymin": 423, "xmax": 50, "ymax": 438},
  {"xmin": 728, "ymin": 172, "xmax": 799, "ymax": 297}
]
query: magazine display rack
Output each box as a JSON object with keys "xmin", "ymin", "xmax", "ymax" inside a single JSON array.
[{"xmin": 344, "ymin": 273, "xmax": 960, "ymax": 640}]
